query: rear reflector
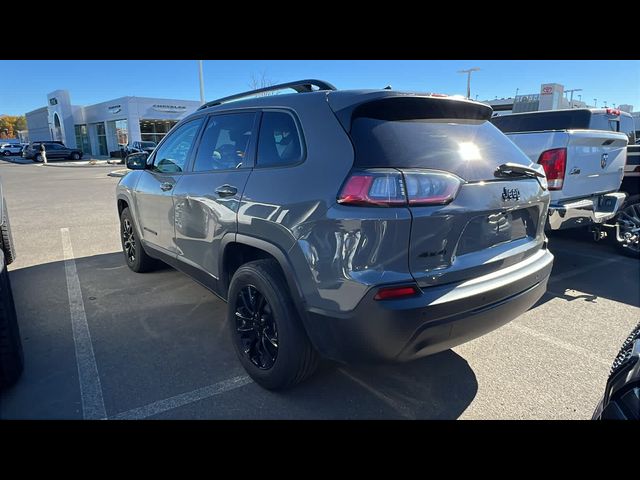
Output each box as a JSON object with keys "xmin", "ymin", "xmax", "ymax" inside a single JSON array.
[
  {"xmin": 373, "ymin": 285, "xmax": 419, "ymax": 301},
  {"xmin": 538, "ymin": 148, "xmax": 566, "ymax": 191},
  {"xmin": 338, "ymin": 169, "xmax": 462, "ymax": 207}
]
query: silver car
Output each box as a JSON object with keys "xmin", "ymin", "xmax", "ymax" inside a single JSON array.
[{"xmin": 116, "ymin": 80, "xmax": 554, "ymax": 390}]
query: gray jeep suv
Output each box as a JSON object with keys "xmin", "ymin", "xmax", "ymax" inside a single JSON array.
[{"xmin": 116, "ymin": 80, "xmax": 554, "ymax": 390}]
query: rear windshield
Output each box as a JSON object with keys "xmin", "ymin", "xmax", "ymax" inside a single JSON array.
[
  {"xmin": 350, "ymin": 117, "xmax": 532, "ymax": 181},
  {"xmin": 490, "ymin": 110, "xmax": 591, "ymax": 132}
]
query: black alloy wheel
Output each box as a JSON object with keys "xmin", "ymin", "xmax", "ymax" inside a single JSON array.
[
  {"xmin": 234, "ymin": 285, "xmax": 278, "ymax": 370},
  {"xmin": 122, "ymin": 217, "xmax": 136, "ymax": 264}
]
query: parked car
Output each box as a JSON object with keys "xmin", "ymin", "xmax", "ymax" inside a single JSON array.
[
  {"xmin": 22, "ymin": 141, "xmax": 83, "ymax": 162},
  {"xmin": 0, "ymin": 179, "xmax": 22, "ymax": 390},
  {"xmin": 592, "ymin": 322, "xmax": 640, "ymax": 420},
  {"xmin": 117, "ymin": 79, "xmax": 554, "ymax": 390},
  {"xmin": 490, "ymin": 109, "xmax": 629, "ymax": 235},
  {"xmin": 125, "ymin": 141, "xmax": 157, "ymax": 156},
  {"xmin": 0, "ymin": 143, "xmax": 24, "ymax": 156}
]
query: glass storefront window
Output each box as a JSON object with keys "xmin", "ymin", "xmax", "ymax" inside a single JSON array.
[
  {"xmin": 74, "ymin": 125, "xmax": 91, "ymax": 154},
  {"xmin": 140, "ymin": 119, "xmax": 178, "ymax": 144},
  {"xmin": 96, "ymin": 123, "xmax": 108, "ymax": 156},
  {"xmin": 115, "ymin": 119, "xmax": 128, "ymax": 147}
]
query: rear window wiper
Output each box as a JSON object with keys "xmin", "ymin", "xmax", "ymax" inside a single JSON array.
[{"xmin": 494, "ymin": 162, "xmax": 545, "ymax": 179}]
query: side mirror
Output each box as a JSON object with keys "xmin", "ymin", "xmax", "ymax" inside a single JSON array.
[{"xmin": 126, "ymin": 152, "xmax": 148, "ymax": 170}]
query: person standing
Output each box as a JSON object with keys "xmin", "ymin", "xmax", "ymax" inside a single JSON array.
[{"xmin": 38, "ymin": 143, "xmax": 47, "ymax": 164}]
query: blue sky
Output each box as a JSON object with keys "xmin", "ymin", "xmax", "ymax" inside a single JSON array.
[{"xmin": 0, "ymin": 60, "xmax": 638, "ymax": 115}]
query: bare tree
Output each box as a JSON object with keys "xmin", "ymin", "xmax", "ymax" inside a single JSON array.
[{"xmin": 249, "ymin": 71, "xmax": 277, "ymax": 95}]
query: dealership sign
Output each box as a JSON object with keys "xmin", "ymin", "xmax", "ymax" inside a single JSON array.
[
  {"xmin": 107, "ymin": 105, "xmax": 122, "ymax": 114},
  {"xmin": 152, "ymin": 104, "xmax": 187, "ymax": 113},
  {"xmin": 541, "ymin": 86, "xmax": 554, "ymax": 95}
]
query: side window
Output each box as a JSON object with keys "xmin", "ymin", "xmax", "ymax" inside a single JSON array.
[
  {"xmin": 152, "ymin": 118, "xmax": 203, "ymax": 174},
  {"xmin": 257, "ymin": 112, "xmax": 303, "ymax": 167},
  {"xmin": 193, "ymin": 113, "xmax": 256, "ymax": 172}
]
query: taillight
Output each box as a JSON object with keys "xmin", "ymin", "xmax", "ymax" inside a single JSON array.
[
  {"xmin": 337, "ymin": 169, "xmax": 462, "ymax": 207},
  {"xmin": 606, "ymin": 108, "xmax": 621, "ymax": 116},
  {"xmin": 538, "ymin": 148, "xmax": 566, "ymax": 191},
  {"xmin": 373, "ymin": 285, "xmax": 419, "ymax": 301}
]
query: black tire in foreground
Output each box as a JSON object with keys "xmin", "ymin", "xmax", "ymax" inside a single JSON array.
[
  {"xmin": 120, "ymin": 207, "xmax": 157, "ymax": 273},
  {"xmin": 227, "ymin": 259, "xmax": 319, "ymax": 390},
  {"xmin": 0, "ymin": 204, "xmax": 15, "ymax": 265},
  {"xmin": 614, "ymin": 195, "xmax": 640, "ymax": 259},
  {"xmin": 0, "ymin": 257, "xmax": 24, "ymax": 390}
]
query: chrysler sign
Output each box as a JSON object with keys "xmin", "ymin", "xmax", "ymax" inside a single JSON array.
[
  {"xmin": 152, "ymin": 104, "xmax": 187, "ymax": 113},
  {"xmin": 107, "ymin": 105, "xmax": 122, "ymax": 114}
]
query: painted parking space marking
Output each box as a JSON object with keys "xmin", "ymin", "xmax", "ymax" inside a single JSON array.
[
  {"xmin": 61, "ymin": 227, "xmax": 107, "ymax": 420},
  {"xmin": 506, "ymin": 323, "xmax": 610, "ymax": 366},
  {"xmin": 111, "ymin": 375, "xmax": 253, "ymax": 420}
]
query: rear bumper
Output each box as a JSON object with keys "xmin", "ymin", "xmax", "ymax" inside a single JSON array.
[
  {"xmin": 546, "ymin": 192, "xmax": 626, "ymax": 230},
  {"xmin": 304, "ymin": 248, "xmax": 554, "ymax": 363}
]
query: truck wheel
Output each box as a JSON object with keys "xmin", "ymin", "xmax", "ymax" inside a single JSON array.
[
  {"xmin": 227, "ymin": 259, "xmax": 318, "ymax": 390},
  {"xmin": 0, "ymin": 262, "xmax": 24, "ymax": 389},
  {"xmin": 615, "ymin": 195, "xmax": 640, "ymax": 258},
  {"xmin": 120, "ymin": 207, "xmax": 157, "ymax": 272},
  {"xmin": 0, "ymin": 204, "xmax": 15, "ymax": 265}
]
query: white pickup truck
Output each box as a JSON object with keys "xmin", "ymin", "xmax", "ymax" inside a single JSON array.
[{"xmin": 491, "ymin": 109, "xmax": 628, "ymax": 234}]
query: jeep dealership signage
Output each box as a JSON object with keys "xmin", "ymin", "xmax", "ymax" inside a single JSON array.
[{"xmin": 152, "ymin": 104, "xmax": 187, "ymax": 113}]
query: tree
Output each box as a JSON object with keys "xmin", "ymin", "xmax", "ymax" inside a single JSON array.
[
  {"xmin": 0, "ymin": 116, "xmax": 26, "ymax": 139},
  {"xmin": 249, "ymin": 71, "xmax": 276, "ymax": 96}
]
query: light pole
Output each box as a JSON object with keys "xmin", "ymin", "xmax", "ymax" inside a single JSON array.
[
  {"xmin": 457, "ymin": 67, "xmax": 480, "ymax": 99},
  {"xmin": 198, "ymin": 60, "xmax": 205, "ymax": 105},
  {"xmin": 594, "ymin": 98, "xmax": 597, "ymax": 107},
  {"xmin": 565, "ymin": 88, "xmax": 582, "ymax": 108}
]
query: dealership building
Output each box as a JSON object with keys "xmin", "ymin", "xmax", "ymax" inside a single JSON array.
[{"xmin": 25, "ymin": 90, "xmax": 201, "ymax": 156}]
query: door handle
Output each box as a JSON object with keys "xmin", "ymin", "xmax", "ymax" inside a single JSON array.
[
  {"xmin": 215, "ymin": 184, "xmax": 238, "ymax": 197},
  {"xmin": 160, "ymin": 182, "xmax": 174, "ymax": 192}
]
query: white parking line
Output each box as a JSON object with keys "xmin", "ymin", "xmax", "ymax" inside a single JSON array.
[
  {"xmin": 61, "ymin": 227, "xmax": 107, "ymax": 420},
  {"xmin": 506, "ymin": 323, "xmax": 610, "ymax": 366},
  {"xmin": 111, "ymin": 375, "xmax": 253, "ymax": 420}
]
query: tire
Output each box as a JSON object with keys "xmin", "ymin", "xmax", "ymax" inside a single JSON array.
[
  {"xmin": 227, "ymin": 259, "xmax": 318, "ymax": 390},
  {"xmin": 34, "ymin": 154, "xmax": 43, "ymax": 163},
  {"xmin": 3, "ymin": 151, "xmax": 10, "ymax": 156},
  {"xmin": 120, "ymin": 207, "xmax": 157, "ymax": 272},
  {"xmin": 0, "ymin": 204, "xmax": 15, "ymax": 265},
  {"xmin": 0, "ymin": 262, "xmax": 24, "ymax": 390},
  {"xmin": 70, "ymin": 152, "xmax": 80, "ymax": 161},
  {"xmin": 614, "ymin": 195, "xmax": 640, "ymax": 259}
]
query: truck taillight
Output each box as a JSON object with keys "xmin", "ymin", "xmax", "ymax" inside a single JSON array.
[
  {"xmin": 606, "ymin": 108, "xmax": 621, "ymax": 116},
  {"xmin": 337, "ymin": 169, "xmax": 462, "ymax": 207},
  {"xmin": 538, "ymin": 148, "xmax": 566, "ymax": 191}
]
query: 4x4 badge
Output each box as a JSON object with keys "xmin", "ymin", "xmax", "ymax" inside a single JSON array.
[{"xmin": 502, "ymin": 187, "xmax": 520, "ymax": 201}]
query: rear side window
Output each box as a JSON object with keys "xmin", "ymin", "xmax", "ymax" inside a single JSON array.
[
  {"xmin": 350, "ymin": 116, "xmax": 532, "ymax": 181},
  {"xmin": 256, "ymin": 112, "xmax": 303, "ymax": 167},
  {"xmin": 490, "ymin": 111, "xmax": 591, "ymax": 132},
  {"xmin": 193, "ymin": 113, "xmax": 256, "ymax": 171}
]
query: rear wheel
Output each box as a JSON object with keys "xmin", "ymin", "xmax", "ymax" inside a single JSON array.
[
  {"xmin": 3, "ymin": 151, "xmax": 10, "ymax": 156},
  {"xmin": 0, "ymin": 261, "xmax": 24, "ymax": 389},
  {"xmin": 34, "ymin": 154, "xmax": 43, "ymax": 163},
  {"xmin": 614, "ymin": 196, "xmax": 640, "ymax": 258},
  {"xmin": 227, "ymin": 259, "xmax": 318, "ymax": 390},
  {"xmin": 70, "ymin": 152, "xmax": 80, "ymax": 160},
  {"xmin": 0, "ymin": 204, "xmax": 15, "ymax": 265},
  {"xmin": 120, "ymin": 207, "xmax": 157, "ymax": 272}
]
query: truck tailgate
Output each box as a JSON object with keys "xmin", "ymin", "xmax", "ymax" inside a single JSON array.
[{"xmin": 506, "ymin": 130, "xmax": 627, "ymax": 201}]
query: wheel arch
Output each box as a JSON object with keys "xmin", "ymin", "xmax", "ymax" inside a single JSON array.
[{"xmin": 220, "ymin": 234, "xmax": 309, "ymax": 326}]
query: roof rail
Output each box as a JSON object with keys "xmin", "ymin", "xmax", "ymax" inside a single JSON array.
[{"xmin": 198, "ymin": 79, "xmax": 336, "ymax": 110}]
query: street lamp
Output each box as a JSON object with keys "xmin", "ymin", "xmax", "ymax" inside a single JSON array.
[
  {"xmin": 198, "ymin": 60, "xmax": 205, "ymax": 105},
  {"xmin": 457, "ymin": 67, "xmax": 480, "ymax": 99},
  {"xmin": 565, "ymin": 88, "xmax": 582, "ymax": 108},
  {"xmin": 594, "ymin": 98, "xmax": 597, "ymax": 107}
]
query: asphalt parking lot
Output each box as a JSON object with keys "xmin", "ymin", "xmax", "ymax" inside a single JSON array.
[{"xmin": 0, "ymin": 155, "xmax": 638, "ymax": 419}]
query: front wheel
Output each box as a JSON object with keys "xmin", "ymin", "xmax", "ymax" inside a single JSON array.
[
  {"xmin": 614, "ymin": 196, "xmax": 640, "ymax": 258},
  {"xmin": 120, "ymin": 207, "xmax": 157, "ymax": 272},
  {"xmin": 227, "ymin": 259, "xmax": 318, "ymax": 390},
  {"xmin": 3, "ymin": 151, "xmax": 10, "ymax": 156}
]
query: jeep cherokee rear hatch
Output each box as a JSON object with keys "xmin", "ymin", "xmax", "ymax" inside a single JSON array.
[{"xmin": 329, "ymin": 93, "xmax": 549, "ymax": 288}]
